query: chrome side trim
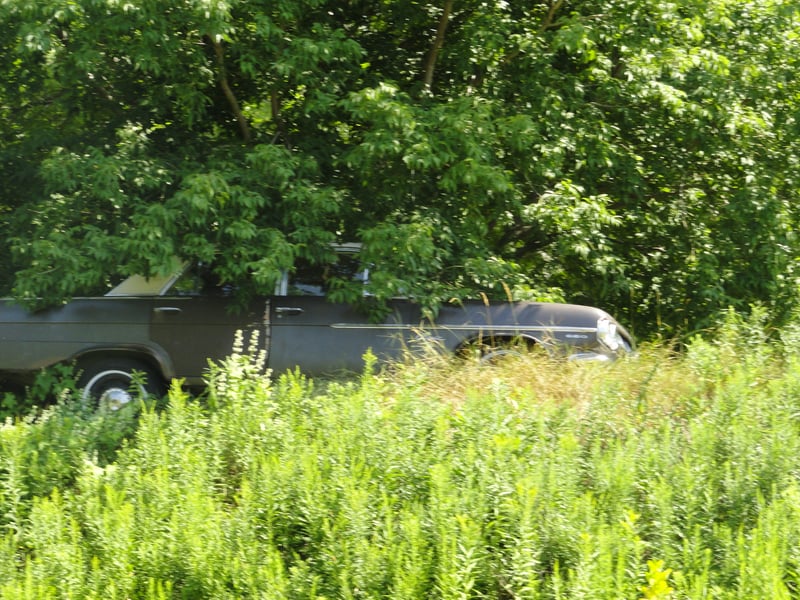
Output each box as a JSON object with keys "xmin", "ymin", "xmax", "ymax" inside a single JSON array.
[{"xmin": 329, "ymin": 323, "xmax": 598, "ymax": 333}]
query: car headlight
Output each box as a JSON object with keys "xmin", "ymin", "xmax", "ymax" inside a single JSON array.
[{"xmin": 597, "ymin": 317, "xmax": 622, "ymax": 351}]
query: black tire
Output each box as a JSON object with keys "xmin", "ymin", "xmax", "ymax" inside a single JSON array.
[
  {"xmin": 463, "ymin": 337, "xmax": 542, "ymax": 365},
  {"xmin": 77, "ymin": 358, "xmax": 165, "ymax": 410},
  {"xmin": 479, "ymin": 345, "xmax": 525, "ymax": 364}
]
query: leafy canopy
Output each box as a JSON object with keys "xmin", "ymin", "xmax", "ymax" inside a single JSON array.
[{"xmin": 1, "ymin": 0, "xmax": 799, "ymax": 336}]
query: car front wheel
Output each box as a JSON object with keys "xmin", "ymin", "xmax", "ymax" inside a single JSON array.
[{"xmin": 461, "ymin": 338, "xmax": 543, "ymax": 365}]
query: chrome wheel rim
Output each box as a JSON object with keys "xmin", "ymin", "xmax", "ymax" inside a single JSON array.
[{"xmin": 81, "ymin": 369, "xmax": 144, "ymax": 410}]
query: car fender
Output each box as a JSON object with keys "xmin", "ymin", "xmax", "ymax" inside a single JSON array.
[{"xmin": 71, "ymin": 344, "xmax": 175, "ymax": 383}]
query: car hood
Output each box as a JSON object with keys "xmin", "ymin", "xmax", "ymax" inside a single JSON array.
[{"xmin": 435, "ymin": 300, "xmax": 633, "ymax": 345}]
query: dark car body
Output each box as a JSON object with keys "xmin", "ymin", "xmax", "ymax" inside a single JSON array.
[{"xmin": 0, "ymin": 248, "xmax": 632, "ymax": 402}]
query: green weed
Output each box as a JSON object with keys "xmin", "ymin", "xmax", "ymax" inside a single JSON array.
[{"xmin": 1, "ymin": 314, "xmax": 800, "ymax": 597}]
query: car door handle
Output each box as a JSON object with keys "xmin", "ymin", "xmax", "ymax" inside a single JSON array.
[
  {"xmin": 275, "ymin": 306, "xmax": 304, "ymax": 316},
  {"xmin": 153, "ymin": 307, "xmax": 182, "ymax": 314}
]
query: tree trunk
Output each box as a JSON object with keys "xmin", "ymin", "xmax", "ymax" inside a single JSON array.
[
  {"xmin": 212, "ymin": 38, "xmax": 251, "ymax": 143},
  {"xmin": 423, "ymin": 0, "xmax": 454, "ymax": 93}
]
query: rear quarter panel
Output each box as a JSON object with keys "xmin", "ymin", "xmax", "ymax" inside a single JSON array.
[{"xmin": 0, "ymin": 298, "xmax": 153, "ymax": 372}]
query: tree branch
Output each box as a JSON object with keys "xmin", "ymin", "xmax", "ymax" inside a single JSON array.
[
  {"xmin": 211, "ymin": 38, "xmax": 251, "ymax": 143},
  {"xmin": 539, "ymin": 0, "xmax": 565, "ymax": 33},
  {"xmin": 423, "ymin": 0, "xmax": 454, "ymax": 92},
  {"xmin": 270, "ymin": 89, "xmax": 290, "ymax": 148},
  {"xmin": 492, "ymin": 0, "xmax": 567, "ymax": 77}
]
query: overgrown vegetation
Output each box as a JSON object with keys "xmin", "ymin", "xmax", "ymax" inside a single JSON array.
[{"xmin": 0, "ymin": 313, "xmax": 799, "ymax": 597}]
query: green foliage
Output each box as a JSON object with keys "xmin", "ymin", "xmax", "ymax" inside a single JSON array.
[
  {"xmin": 0, "ymin": 364, "xmax": 80, "ymax": 420},
  {"xmin": 2, "ymin": 0, "xmax": 800, "ymax": 335},
  {"xmin": 2, "ymin": 313, "xmax": 800, "ymax": 595}
]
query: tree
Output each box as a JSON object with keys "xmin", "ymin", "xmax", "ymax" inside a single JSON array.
[{"xmin": 1, "ymin": 0, "xmax": 798, "ymax": 338}]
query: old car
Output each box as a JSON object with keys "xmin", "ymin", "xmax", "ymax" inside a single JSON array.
[{"xmin": 0, "ymin": 246, "xmax": 632, "ymax": 408}]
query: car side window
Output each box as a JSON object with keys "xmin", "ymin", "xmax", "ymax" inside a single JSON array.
[
  {"xmin": 288, "ymin": 261, "xmax": 327, "ymax": 296},
  {"xmin": 287, "ymin": 254, "xmax": 366, "ymax": 296},
  {"xmin": 169, "ymin": 264, "xmax": 233, "ymax": 296}
]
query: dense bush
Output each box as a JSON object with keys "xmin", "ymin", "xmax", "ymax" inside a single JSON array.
[
  {"xmin": 3, "ymin": 1, "xmax": 800, "ymax": 336},
  {"xmin": 2, "ymin": 315, "xmax": 800, "ymax": 598}
]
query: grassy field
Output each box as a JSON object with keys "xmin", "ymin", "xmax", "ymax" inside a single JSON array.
[{"xmin": 2, "ymin": 312, "xmax": 800, "ymax": 598}]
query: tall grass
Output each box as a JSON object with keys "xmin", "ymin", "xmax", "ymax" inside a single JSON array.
[{"xmin": 2, "ymin": 313, "xmax": 800, "ymax": 597}]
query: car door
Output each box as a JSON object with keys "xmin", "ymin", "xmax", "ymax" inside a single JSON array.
[
  {"xmin": 267, "ymin": 256, "xmax": 421, "ymax": 375},
  {"xmin": 148, "ymin": 267, "xmax": 268, "ymax": 383}
]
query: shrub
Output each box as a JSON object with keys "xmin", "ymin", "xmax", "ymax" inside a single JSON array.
[{"xmin": 1, "ymin": 315, "xmax": 800, "ymax": 597}]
